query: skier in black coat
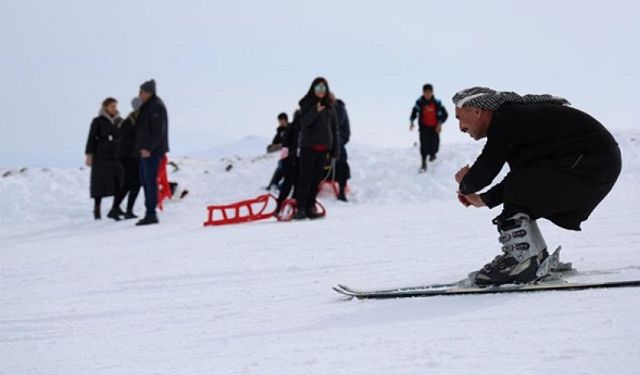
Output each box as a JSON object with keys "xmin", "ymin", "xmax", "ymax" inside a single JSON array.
[
  {"xmin": 111, "ymin": 97, "xmax": 143, "ymax": 220},
  {"xmin": 453, "ymin": 87, "xmax": 621, "ymax": 286},
  {"xmin": 410, "ymin": 83, "xmax": 448, "ymax": 172},
  {"xmin": 294, "ymin": 77, "xmax": 340, "ymax": 220},
  {"xmin": 85, "ymin": 97, "xmax": 122, "ymax": 220},
  {"xmin": 134, "ymin": 79, "xmax": 169, "ymax": 226}
]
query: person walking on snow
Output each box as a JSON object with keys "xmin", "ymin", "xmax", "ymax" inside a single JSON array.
[
  {"xmin": 453, "ymin": 87, "xmax": 621, "ymax": 286},
  {"xmin": 410, "ymin": 83, "xmax": 448, "ymax": 172},
  {"xmin": 111, "ymin": 97, "xmax": 143, "ymax": 220},
  {"xmin": 135, "ymin": 79, "xmax": 169, "ymax": 226},
  {"xmin": 85, "ymin": 97, "xmax": 123, "ymax": 220}
]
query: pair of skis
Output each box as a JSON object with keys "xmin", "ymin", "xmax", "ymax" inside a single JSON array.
[{"xmin": 333, "ymin": 247, "xmax": 640, "ymax": 299}]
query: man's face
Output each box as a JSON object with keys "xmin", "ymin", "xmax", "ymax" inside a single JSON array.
[
  {"xmin": 278, "ymin": 118, "xmax": 287, "ymax": 127},
  {"xmin": 455, "ymin": 106, "xmax": 488, "ymax": 140},
  {"xmin": 139, "ymin": 90, "xmax": 152, "ymax": 103},
  {"xmin": 423, "ymin": 90, "xmax": 433, "ymax": 100}
]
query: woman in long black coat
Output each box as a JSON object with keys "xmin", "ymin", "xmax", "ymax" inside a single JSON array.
[
  {"xmin": 294, "ymin": 77, "xmax": 340, "ymax": 219},
  {"xmin": 85, "ymin": 97, "xmax": 122, "ymax": 219}
]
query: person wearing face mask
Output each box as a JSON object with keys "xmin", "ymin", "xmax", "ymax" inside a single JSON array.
[
  {"xmin": 293, "ymin": 77, "xmax": 340, "ymax": 220},
  {"xmin": 85, "ymin": 97, "xmax": 123, "ymax": 220},
  {"xmin": 452, "ymin": 87, "xmax": 621, "ymax": 286}
]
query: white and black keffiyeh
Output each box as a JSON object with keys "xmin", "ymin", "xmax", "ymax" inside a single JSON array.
[{"xmin": 452, "ymin": 87, "xmax": 570, "ymax": 110}]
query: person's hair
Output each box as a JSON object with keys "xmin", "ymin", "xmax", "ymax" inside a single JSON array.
[
  {"xmin": 302, "ymin": 77, "xmax": 335, "ymax": 107},
  {"xmin": 423, "ymin": 83, "xmax": 433, "ymax": 92},
  {"xmin": 277, "ymin": 112, "xmax": 288, "ymax": 121},
  {"xmin": 102, "ymin": 97, "xmax": 118, "ymax": 108}
]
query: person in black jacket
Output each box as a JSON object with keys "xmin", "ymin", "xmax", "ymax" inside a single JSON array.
[
  {"xmin": 111, "ymin": 97, "xmax": 143, "ymax": 220},
  {"xmin": 274, "ymin": 109, "xmax": 301, "ymax": 216},
  {"xmin": 134, "ymin": 79, "xmax": 169, "ymax": 226},
  {"xmin": 410, "ymin": 84, "xmax": 448, "ymax": 172},
  {"xmin": 294, "ymin": 77, "xmax": 340, "ymax": 220},
  {"xmin": 453, "ymin": 87, "xmax": 621, "ymax": 286},
  {"xmin": 333, "ymin": 97, "xmax": 351, "ymax": 201},
  {"xmin": 265, "ymin": 112, "xmax": 289, "ymax": 190},
  {"xmin": 85, "ymin": 97, "xmax": 122, "ymax": 220}
]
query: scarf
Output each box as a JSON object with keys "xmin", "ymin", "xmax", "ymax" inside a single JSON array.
[{"xmin": 452, "ymin": 86, "xmax": 570, "ymax": 110}]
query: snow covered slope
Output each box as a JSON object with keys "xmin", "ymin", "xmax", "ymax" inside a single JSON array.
[{"xmin": 1, "ymin": 132, "xmax": 639, "ymax": 374}]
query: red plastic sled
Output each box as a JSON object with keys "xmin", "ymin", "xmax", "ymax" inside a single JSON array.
[{"xmin": 203, "ymin": 194, "xmax": 278, "ymax": 226}]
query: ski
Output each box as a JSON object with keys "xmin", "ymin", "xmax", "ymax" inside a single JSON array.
[{"xmin": 333, "ymin": 279, "xmax": 640, "ymax": 299}]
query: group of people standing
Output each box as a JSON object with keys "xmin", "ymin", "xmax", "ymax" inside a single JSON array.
[
  {"xmin": 265, "ymin": 77, "xmax": 351, "ymax": 220},
  {"xmin": 84, "ymin": 79, "xmax": 169, "ymax": 226}
]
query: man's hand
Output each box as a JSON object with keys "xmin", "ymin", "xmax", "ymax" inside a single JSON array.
[
  {"xmin": 317, "ymin": 102, "xmax": 326, "ymax": 112},
  {"xmin": 409, "ymin": 122, "xmax": 415, "ymax": 131},
  {"xmin": 455, "ymin": 164, "xmax": 470, "ymax": 183},
  {"xmin": 85, "ymin": 154, "xmax": 93, "ymax": 167},
  {"xmin": 436, "ymin": 123, "xmax": 442, "ymax": 134},
  {"xmin": 457, "ymin": 193, "xmax": 486, "ymax": 208},
  {"xmin": 140, "ymin": 149, "xmax": 151, "ymax": 158}
]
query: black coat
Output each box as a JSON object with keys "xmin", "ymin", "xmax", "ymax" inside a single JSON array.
[
  {"xmin": 298, "ymin": 96, "xmax": 340, "ymax": 158},
  {"xmin": 334, "ymin": 99, "xmax": 351, "ymax": 161},
  {"xmin": 460, "ymin": 103, "xmax": 621, "ymax": 230},
  {"xmin": 85, "ymin": 114, "xmax": 122, "ymax": 198},
  {"xmin": 135, "ymin": 95, "xmax": 169, "ymax": 156},
  {"xmin": 118, "ymin": 111, "xmax": 139, "ymax": 159}
]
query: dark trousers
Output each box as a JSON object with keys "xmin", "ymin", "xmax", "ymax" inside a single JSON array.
[
  {"xmin": 277, "ymin": 157, "xmax": 298, "ymax": 206},
  {"xmin": 113, "ymin": 158, "xmax": 141, "ymax": 213},
  {"xmin": 139, "ymin": 154, "xmax": 162, "ymax": 218},
  {"xmin": 498, "ymin": 147, "xmax": 621, "ymax": 230},
  {"xmin": 295, "ymin": 147, "xmax": 328, "ymax": 212},
  {"xmin": 268, "ymin": 160, "xmax": 286, "ymax": 188},
  {"xmin": 419, "ymin": 127, "xmax": 439, "ymax": 160},
  {"xmin": 335, "ymin": 160, "xmax": 350, "ymax": 189}
]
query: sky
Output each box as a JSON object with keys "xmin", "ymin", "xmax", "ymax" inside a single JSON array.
[{"xmin": 1, "ymin": 0, "xmax": 639, "ymax": 167}]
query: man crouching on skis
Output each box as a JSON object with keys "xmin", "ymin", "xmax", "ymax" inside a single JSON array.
[{"xmin": 452, "ymin": 87, "xmax": 621, "ymax": 286}]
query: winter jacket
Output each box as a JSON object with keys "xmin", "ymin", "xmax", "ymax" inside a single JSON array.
[
  {"xmin": 410, "ymin": 97, "xmax": 448, "ymax": 129},
  {"xmin": 267, "ymin": 124, "xmax": 288, "ymax": 153},
  {"xmin": 334, "ymin": 99, "xmax": 351, "ymax": 161},
  {"xmin": 85, "ymin": 111, "xmax": 122, "ymax": 197},
  {"xmin": 85, "ymin": 112, "xmax": 121, "ymax": 160},
  {"xmin": 118, "ymin": 111, "xmax": 139, "ymax": 159},
  {"xmin": 135, "ymin": 95, "xmax": 169, "ymax": 156},
  {"xmin": 298, "ymin": 96, "xmax": 340, "ymax": 158},
  {"xmin": 459, "ymin": 103, "xmax": 620, "ymax": 229}
]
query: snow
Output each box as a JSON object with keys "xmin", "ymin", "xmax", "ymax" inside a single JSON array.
[{"xmin": 1, "ymin": 132, "xmax": 640, "ymax": 374}]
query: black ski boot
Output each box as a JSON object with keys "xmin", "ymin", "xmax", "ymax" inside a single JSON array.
[{"xmin": 474, "ymin": 213, "xmax": 548, "ymax": 286}]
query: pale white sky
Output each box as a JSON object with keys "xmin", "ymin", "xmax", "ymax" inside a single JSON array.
[{"xmin": 1, "ymin": 0, "xmax": 639, "ymax": 166}]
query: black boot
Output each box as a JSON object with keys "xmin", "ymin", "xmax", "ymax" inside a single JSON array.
[
  {"xmin": 124, "ymin": 211, "xmax": 138, "ymax": 219},
  {"xmin": 136, "ymin": 215, "xmax": 159, "ymax": 226},
  {"xmin": 107, "ymin": 208, "xmax": 122, "ymax": 221},
  {"xmin": 93, "ymin": 208, "xmax": 101, "ymax": 220},
  {"xmin": 419, "ymin": 158, "xmax": 427, "ymax": 173},
  {"xmin": 292, "ymin": 209, "xmax": 308, "ymax": 220},
  {"xmin": 337, "ymin": 185, "xmax": 348, "ymax": 202}
]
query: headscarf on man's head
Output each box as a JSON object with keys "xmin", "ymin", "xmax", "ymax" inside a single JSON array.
[{"xmin": 452, "ymin": 86, "xmax": 570, "ymax": 110}]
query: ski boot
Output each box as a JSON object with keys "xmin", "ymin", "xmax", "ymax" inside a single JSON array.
[{"xmin": 474, "ymin": 213, "xmax": 548, "ymax": 286}]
